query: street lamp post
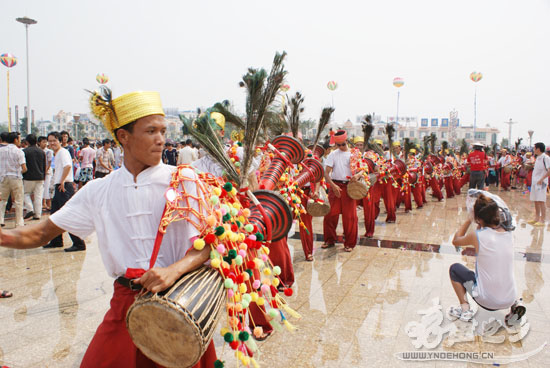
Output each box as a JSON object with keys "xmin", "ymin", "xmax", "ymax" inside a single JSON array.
[
  {"xmin": 74, "ymin": 114, "xmax": 81, "ymax": 141},
  {"xmin": 16, "ymin": 16, "xmax": 37, "ymax": 135},
  {"xmin": 528, "ymin": 130, "xmax": 534, "ymax": 149}
]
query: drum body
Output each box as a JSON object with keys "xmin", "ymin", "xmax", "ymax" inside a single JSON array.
[
  {"xmin": 347, "ymin": 174, "xmax": 377, "ymax": 200},
  {"xmin": 126, "ymin": 266, "xmax": 224, "ymax": 368},
  {"xmin": 408, "ymin": 171, "xmax": 418, "ymax": 185},
  {"xmin": 424, "ymin": 161, "xmax": 433, "ymax": 175},
  {"xmin": 307, "ymin": 187, "xmax": 330, "ymax": 216},
  {"xmin": 503, "ymin": 165, "xmax": 513, "ymax": 174}
]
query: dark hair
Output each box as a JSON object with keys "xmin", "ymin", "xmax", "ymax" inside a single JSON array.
[
  {"xmin": 474, "ymin": 194, "xmax": 500, "ymax": 227},
  {"xmin": 82, "ymin": 137, "xmax": 90, "ymax": 145},
  {"xmin": 102, "ymin": 138, "xmax": 111, "ymax": 146},
  {"xmin": 0, "ymin": 131, "xmax": 8, "ymax": 142},
  {"xmin": 186, "ymin": 139, "xmax": 192, "ymax": 145},
  {"xmin": 5, "ymin": 132, "xmax": 19, "ymax": 144},
  {"xmin": 534, "ymin": 142, "xmax": 545, "ymax": 152},
  {"xmin": 47, "ymin": 131, "xmax": 62, "ymax": 142},
  {"xmin": 37, "ymin": 136, "xmax": 47, "ymax": 143},
  {"xmin": 113, "ymin": 120, "xmax": 137, "ymax": 146},
  {"xmin": 60, "ymin": 130, "xmax": 71, "ymax": 140},
  {"xmin": 26, "ymin": 134, "xmax": 37, "ymax": 146}
]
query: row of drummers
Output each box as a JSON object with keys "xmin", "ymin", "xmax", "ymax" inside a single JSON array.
[{"xmin": 247, "ymin": 133, "xmax": 473, "ymax": 260}]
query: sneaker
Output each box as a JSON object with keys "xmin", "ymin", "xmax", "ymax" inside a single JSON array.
[
  {"xmin": 447, "ymin": 306, "xmax": 463, "ymax": 321},
  {"xmin": 505, "ymin": 299, "xmax": 526, "ymax": 326},
  {"xmin": 23, "ymin": 211, "xmax": 35, "ymax": 220},
  {"xmin": 459, "ymin": 308, "xmax": 475, "ymax": 322}
]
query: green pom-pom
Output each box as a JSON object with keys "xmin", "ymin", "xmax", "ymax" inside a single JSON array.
[
  {"xmin": 235, "ymin": 161, "xmax": 241, "ymax": 167},
  {"xmin": 223, "ymin": 332, "xmax": 234, "ymax": 343},
  {"xmin": 244, "ymin": 224, "xmax": 254, "ymax": 232},
  {"xmin": 228, "ymin": 249, "xmax": 237, "ymax": 259},
  {"xmin": 214, "ymin": 360, "xmax": 225, "ymax": 368},
  {"xmin": 236, "ymin": 221, "xmax": 242, "ymax": 228},
  {"xmin": 223, "ymin": 182, "xmax": 233, "ymax": 192},
  {"xmin": 255, "ymin": 232, "xmax": 264, "ymax": 241},
  {"xmin": 222, "ymin": 214, "xmax": 231, "ymax": 222},
  {"xmin": 215, "ymin": 226, "xmax": 225, "ymax": 236},
  {"xmin": 238, "ymin": 142, "xmax": 242, "ymax": 147},
  {"xmin": 223, "ymin": 256, "xmax": 231, "ymax": 263},
  {"xmin": 235, "ymin": 255, "xmax": 243, "ymax": 265},
  {"xmin": 245, "ymin": 269, "xmax": 253, "ymax": 277},
  {"xmin": 238, "ymin": 331, "xmax": 250, "ymax": 341},
  {"xmin": 268, "ymin": 308, "xmax": 279, "ymax": 318}
]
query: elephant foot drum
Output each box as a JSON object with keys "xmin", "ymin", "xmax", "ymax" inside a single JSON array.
[
  {"xmin": 126, "ymin": 266, "xmax": 224, "ymax": 368},
  {"xmin": 307, "ymin": 187, "xmax": 330, "ymax": 217}
]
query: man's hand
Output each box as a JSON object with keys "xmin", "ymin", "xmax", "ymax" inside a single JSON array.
[
  {"xmin": 350, "ymin": 173, "xmax": 363, "ymax": 182},
  {"xmin": 134, "ymin": 266, "xmax": 181, "ymax": 293},
  {"xmin": 331, "ymin": 183, "xmax": 341, "ymax": 198},
  {"xmin": 58, "ymin": 182, "xmax": 66, "ymax": 193}
]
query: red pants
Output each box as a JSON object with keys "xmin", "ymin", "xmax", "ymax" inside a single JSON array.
[
  {"xmin": 460, "ymin": 173, "xmax": 470, "ymax": 188},
  {"xmin": 362, "ymin": 192, "xmax": 376, "ymax": 237},
  {"xmin": 299, "ymin": 189, "xmax": 314, "ymax": 258},
  {"xmin": 526, "ymin": 170, "xmax": 533, "ymax": 187},
  {"xmin": 420, "ymin": 178, "xmax": 427, "ymax": 203},
  {"xmin": 371, "ymin": 181, "xmax": 396, "ymax": 222},
  {"xmin": 411, "ymin": 183, "xmax": 423, "ymax": 208},
  {"xmin": 268, "ymin": 237, "xmax": 294, "ymax": 287},
  {"xmin": 323, "ymin": 182, "xmax": 358, "ymax": 247},
  {"xmin": 429, "ymin": 177, "xmax": 443, "ymax": 201},
  {"xmin": 444, "ymin": 176, "xmax": 455, "ymax": 199},
  {"xmin": 501, "ymin": 171, "xmax": 511, "ymax": 190},
  {"xmin": 400, "ymin": 184, "xmax": 412, "ymax": 212},
  {"xmin": 453, "ymin": 177, "xmax": 461, "ymax": 195},
  {"xmin": 81, "ymin": 282, "xmax": 217, "ymax": 368}
]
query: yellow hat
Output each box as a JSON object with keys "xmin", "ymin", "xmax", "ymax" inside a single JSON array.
[
  {"xmin": 392, "ymin": 141, "xmax": 401, "ymax": 147},
  {"xmin": 89, "ymin": 88, "xmax": 164, "ymax": 141},
  {"xmin": 210, "ymin": 112, "xmax": 225, "ymax": 130},
  {"xmin": 353, "ymin": 136, "xmax": 364, "ymax": 144},
  {"xmin": 374, "ymin": 139, "xmax": 383, "ymax": 145},
  {"xmin": 409, "ymin": 148, "xmax": 416, "ymax": 154}
]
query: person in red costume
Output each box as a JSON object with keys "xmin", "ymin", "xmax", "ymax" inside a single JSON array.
[
  {"xmin": 322, "ymin": 130, "xmax": 361, "ymax": 252},
  {"xmin": 407, "ymin": 149, "xmax": 423, "ymax": 208},
  {"xmin": 467, "ymin": 143, "xmax": 488, "ymax": 189},
  {"xmin": 0, "ymin": 90, "xmax": 217, "ymax": 368}
]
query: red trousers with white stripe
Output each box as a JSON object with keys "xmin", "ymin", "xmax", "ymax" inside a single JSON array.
[
  {"xmin": 81, "ymin": 282, "xmax": 217, "ymax": 368},
  {"xmin": 323, "ymin": 182, "xmax": 358, "ymax": 247},
  {"xmin": 268, "ymin": 237, "xmax": 294, "ymax": 287}
]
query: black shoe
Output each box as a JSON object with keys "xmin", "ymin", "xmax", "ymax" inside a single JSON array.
[
  {"xmin": 24, "ymin": 211, "xmax": 35, "ymax": 220},
  {"xmin": 1, "ymin": 224, "xmax": 4, "ymax": 227},
  {"xmin": 64, "ymin": 245, "xmax": 86, "ymax": 252},
  {"xmin": 43, "ymin": 243, "xmax": 63, "ymax": 248}
]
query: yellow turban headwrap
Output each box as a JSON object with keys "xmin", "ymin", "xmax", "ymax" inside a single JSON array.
[
  {"xmin": 374, "ymin": 139, "xmax": 383, "ymax": 145},
  {"xmin": 392, "ymin": 141, "xmax": 401, "ymax": 147},
  {"xmin": 210, "ymin": 112, "xmax": 225, "ymax": 131},
  {"xmin": 353, "ymin": 136, "xmax": 364, "ymax": 144},
  {"xmin": 89, "ymin": 88, "xmax": 164, "ymax": 142},
  {"xmin": 409, "ymin": 148, "xmax": 416, "ymax": 154}
]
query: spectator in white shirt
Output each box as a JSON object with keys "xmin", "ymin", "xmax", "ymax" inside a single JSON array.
[
  {"xmin": 0, "ymin": 132, "xmax": 27, "ymax": 227},
  {"xmin": 177, "ymin": 139, "xmax": 198, "ymax": 165}
]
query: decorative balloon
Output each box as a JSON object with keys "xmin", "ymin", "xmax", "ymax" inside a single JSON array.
[
  {"xmin": 0, "ymin": 53, "xmax": 17, "ymax": 68},
  {"xmin": 280, "ymin": 84, "xmax": 290, "ymax": 92},
  {"xmin": 470, "ymin": 71, "xmax": 482, "ymax": 82},
  {"xmin": 392, "ymin": 77, "xmax": 404, "ymax": 88},
  {"xmin": 1, "ymin": 53, "xmax": 17, "ymax": 132},
  {"xmin": 96, "ymin": 73, "xmax": 109, "ymax": 84},
  {"xmin": 327, "ymin": 81, "xmax": 338, "ymax": 91}
]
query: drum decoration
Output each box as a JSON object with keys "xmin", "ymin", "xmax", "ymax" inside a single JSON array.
[
  {"xmin": 248, "ymin": 190, "xmax": 293, "ymax": 242},
  {"xmin": 442, "ymin": 162, "xmax": 453, "ymax": 175},
  {"xmin": 408, "ymin": 171, "xmax": 418, "ymax": 185},
  {"xmin": 307, "ymin": 144, "xmax": 325, "ymax": 160},
  {"xmin": 390, "ymin": 159, "xmax": 407, "ymax": 177},
  {"xmin": 292, "ymin": 158, "xmax": 324, "ymax": 188},
  {"xmin": 126, "ymin": 166, "xmax": 301, "ymax": 368},
  {"xmin": 96, "ymin": 73, "xmax": 109, "ymax": 84},
  {"xmin": 259, "ymin": 135, "xmax": 305, "ymax": 191},
  {"xmin": 424, "ymin": 161, "xmax": 434, "ymax": 175}
]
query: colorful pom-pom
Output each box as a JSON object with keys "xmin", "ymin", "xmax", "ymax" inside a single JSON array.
[
  {"xmin": 244, "ymin": 224, "xmax": 254, "ymax": 232},
  {"xmin": 228, "ymin": 249, "xmax": 237, "ymax": 259},
  {"xmin": 268, "ymin": 308, "xmax": 279, "ymax": 318},
  {"xmin": 253, "ymin": 327, "xmax": 263, "ymax": 338},
  {"xmin": 224, "ymin": 332, "xmax": 234, "ymax": 342},
  {"xmin": 284, "ymin": 288, "xmax": 293, "ymax": 296},
  {"xmin": 255, "ymin": 232, "xmax": 264, "ymax": 241},
  {"xmin": 211, "ymin": 258, "xmax": 221, "ymax": 268},
  {"xmin": 238, "ymin": 331, "xmax": 250, "ymax": 341},
  {"xmin": 224, "ymin": 279, "xmax": 234, "ymax": 289},
  {"xmin": 217, "ymin": 244, "xmax": 226, "ymax": 254},
  {"xmin": 214, "ymin": 359, "xmax": 225, "ymax": 368},
  {"xmin": 252, "ymin": 280, "xmax": 261, "ymax": 289},
  {"xmin": 204, "ymin": 233, "xmax": 217, "ymax": 244},
  {"xmin": 215, "ymin": 226, "xmax": 225, "ymax": 236},
  {"xmin": 272, "ymin": 266, "xmax": 281, "ymax": 275},
  {"xmin": 223, "ymin": 182, "xmax": 233, "ymax": 192},
  {"xmin": 193, "ymin": 238, "xmax": 205, "ymax": 250}
]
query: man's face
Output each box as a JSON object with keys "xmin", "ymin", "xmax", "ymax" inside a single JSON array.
[
  {"xmin": 48, "ymin": 136, "xmax": 61, "ymax": 152},
  {"xmin": 355, "ymin": 142, "xmax": 364, "ymax": 151},
  {"xmin": 39, "ymin": 140, "xmax": 47, "ymax": 149},
  {"xmin": 103, "ymin": 142, "xmax": 111, "ymax": 150},
  {"xmin": 118, "ymin": 115, "xmax": 166, "ymax": 167},
  {"xmin": 534, "ymin": 147, "xmax": 542, "ymax": 156},
  {"xmin": 61, "ymin": 134, "xmax": 68, "ymax": 144},
  {"xmin": 336, "ymin": 141, "xmax": 348, "ymax": 152}
]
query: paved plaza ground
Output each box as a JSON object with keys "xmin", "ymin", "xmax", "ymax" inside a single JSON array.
[{"xmin": 1, "ymin": 188, "xmax": 549, "ymax": 367}]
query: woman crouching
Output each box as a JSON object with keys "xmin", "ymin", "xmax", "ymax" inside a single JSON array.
[{"xmin": 448, "ymin": 194, "xmax": 525, "ymax": 324}]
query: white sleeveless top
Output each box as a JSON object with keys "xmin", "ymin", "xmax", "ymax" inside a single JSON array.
[{"xmin": 473, "ymin": 228, "xmax": 517, "ymax": 310}]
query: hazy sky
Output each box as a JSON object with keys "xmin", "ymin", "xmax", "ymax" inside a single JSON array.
[{"xmin": 1, "ymin": 0, "xmax": 549, "ymax": 144}]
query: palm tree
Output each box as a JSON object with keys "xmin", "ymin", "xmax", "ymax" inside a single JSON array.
[{"xmin": 285, "ymin": 91, "xmax": 304, "ymax": 138}]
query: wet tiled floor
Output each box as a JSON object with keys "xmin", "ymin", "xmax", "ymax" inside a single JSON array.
[{"xmin": 1, "ymin": 186, "xmax": 549, "ymax": 367}]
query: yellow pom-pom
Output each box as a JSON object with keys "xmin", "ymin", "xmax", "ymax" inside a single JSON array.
[
  {"xmin": 238, "ymin": 233, "xmax": 245, "ymax": 242},
  {"xmin": 257, "ymin": 297, "xmax": 265, "ymax": 306},
  {"xmin": 239, "ymin": 283, "xmax": 247, "ymax": 294},
  {"xmin": 239, "ymin": 243, "xmax": 247, "ymax": 250},
  {"xmin": 234, "ymin": 293, "xmax": 241, "ymax": 302},
  {"xmin": 213, "ymin": 187, "xmax": 222, "ymax": 196},
  {"xmin": 263, "ymin": 268, "xmax": 272, "ymax": 276},
  {"xmin": 232, "ymin": 202, "xmax": 241, "ymax": 210},
  {"xmin": 250, "ymin": 292, "xmax": 258, "ymax": 302},
  {"xmin": 242, "ymin": 209, "xmax": 251, "ymax": 217},
  {"xmin": 230, "ymin": 232, "xmax": 239, "ymax": 242},
  {"xmin": 193, "ymin": 238, "xmax": 206, "ymax": 250},
  {"xmin": 261, "ymin": 246, "xmax": 270, "ymax": 255},
  {"xmin": 272, "ymin": 278, "xmax": 280, "ymax": 287},
  {"xmin": 220, "ymin": 327, "xmax": 230, "ymax": 336},
  {"xmin": 211, "ymin": 258, "xmax": 221, "ymax": 268}
]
